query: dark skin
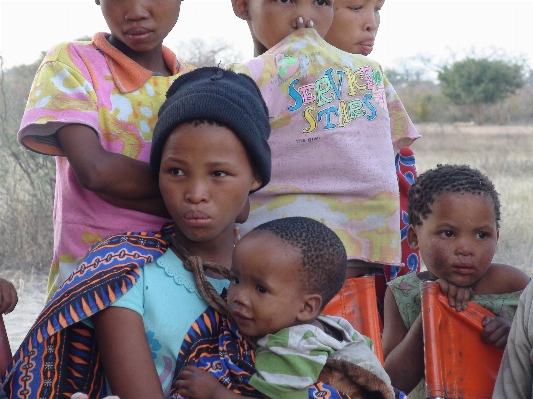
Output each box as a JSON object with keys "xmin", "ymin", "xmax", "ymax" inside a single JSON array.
[
  {"xmin": 383, "ymin": 264, "xmax": 530, "ymax": 393},
  {"xmin": 174, "ymin": 231, "xmax": 334, "ymax": 399},
  {"xmin": 59, "ymin": 0, "xmax": 182, "ymax": 216},
  {"xmin": 0, "ymin": 279, "xmax": 17, "ymax": 314},
  {"xmin": 57, "ymin": 125, "xmax": 169, "ymax": 217}
]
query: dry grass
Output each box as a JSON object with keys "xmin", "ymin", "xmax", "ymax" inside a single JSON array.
[{"xmin": 411, "ymin": 123, "xmax": 533, "ymax": 275}]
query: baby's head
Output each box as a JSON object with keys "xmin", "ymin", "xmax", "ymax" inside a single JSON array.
[
  {"xmin": 407, "ymin": 165, "xmax": 500, "ymax": 287},
  {"xmin": 232, "ymin": 0, "xmax": 334, "ymax": 54},
  {"xmin": 150, "ymin": 67, "xmax": 271, "ymax": 246},
  {"xmin": 324, "ymin": 0, "xmax": 384, "ymax": 55},
  {"xmin": 228, "ymin": 217, "xmax": 347, "ymax": 338}
]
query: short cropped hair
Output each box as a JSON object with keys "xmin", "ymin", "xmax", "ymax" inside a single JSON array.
[
  {"xmin": 253, "ymin": 217, "xmax": 347, "ymax": 309},
  {"xmin": 408, "ymin": 164, "xmax": 501, "ymax": 228}
]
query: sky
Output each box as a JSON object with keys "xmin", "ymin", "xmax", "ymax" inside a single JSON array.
[{"xmin": 0, "ymin": 0, "xmax": 532, "ymax": 71}]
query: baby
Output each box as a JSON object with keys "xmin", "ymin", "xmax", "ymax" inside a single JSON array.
[{"xmin": 175, "ymin": 217, "xmax": 393, "ymax": 399}]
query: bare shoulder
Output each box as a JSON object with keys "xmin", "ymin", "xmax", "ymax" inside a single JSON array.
[{"xmin": 480, "ymin": 263, "xmax": 531, "ymax": 294}]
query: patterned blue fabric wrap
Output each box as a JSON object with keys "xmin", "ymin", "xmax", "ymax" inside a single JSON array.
[
  {"xmin": 1, "ymin": 223, "xmax": 174, "ymax": 399},
  {"xmin": 171, "ymin": 302, "xmax": 353, "ymax": 399}
]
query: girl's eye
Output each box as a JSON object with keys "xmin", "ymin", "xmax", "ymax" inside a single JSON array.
[
  {"xmin": 170, "ymin": 168, "xmax": 184, "ymax": 176},
  {"xmin": 476, "ymin": 232, "xmax": 489, "ymax": 239},
  {"xmin": 230, "ymin": 276, "xmax": 240, "ymax": 285},
  {"xmin": 256, "ymin": 286, "xmax": 268, "ymax": 294},
  {"xmin": 277, "ymin": 0, "xmax": 292, "ymax": 4},
  {"xmin": 316, "ymin": 0, "xmax": 330, "ymax": 5},
  {"xmin": 213, "ymin": 171, "xmax": 229, "ymax": 177},
  {"xmin": 441, "ymin": 230, "xmax": 454, "ymax": 238},
  {"xmin": 349, "ymin": 6, "xmax": 363, "ymax": 11}
]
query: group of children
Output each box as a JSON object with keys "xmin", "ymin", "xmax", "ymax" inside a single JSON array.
[{"xmin": 0, "ymin": 0, "xmax": 531, "ymax": 398}]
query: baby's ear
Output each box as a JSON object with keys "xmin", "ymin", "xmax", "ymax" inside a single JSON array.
[
  {"xmin": 232, "ymin": 0, "xmax": 251, "ymax": 20},
  {"xmin": 407, "ymin": 225, "xmax": 420, "ymax": 250},
  {"xmin": 298, "ymin": 294, "xmax": 323, "ymax": 323}
]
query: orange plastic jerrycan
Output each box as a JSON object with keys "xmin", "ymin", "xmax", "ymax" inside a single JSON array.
[
  {"xmin": 323, "ymin": 275, "xmax": 384, "ymax": 365},
  {"xmin": 421, "ymin": 280, "xmax": 504, "ymax": 399}
]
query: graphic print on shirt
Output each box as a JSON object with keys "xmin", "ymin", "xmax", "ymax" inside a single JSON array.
[{"xmin": 277, "ymin": 54, "xmax": 387, "ymax": 135}]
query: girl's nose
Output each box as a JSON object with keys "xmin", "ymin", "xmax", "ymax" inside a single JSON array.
[
  {"xmin": 455, "ymin": 238, "xmax": 475, "ymax": 256},
  {"xmin": 125, "ymin": 1, "xmax": 150, "ymax": 20},
  {"xmin": 184, "ymin": 181, "xmax": 209, "ymax": 204},
  {"xmin": 363, "ymin": 10, "xmax": 379, "ymax": 32}
]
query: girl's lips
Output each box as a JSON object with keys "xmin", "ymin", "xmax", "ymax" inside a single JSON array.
[
  {"xmin": 183, "ymin": 211, "xmax": 211, "ymax": 227},
  {"xmin": 124, "ymin": 27, "xmax": 153, "ymax": 42},
  {"xmin": 452, "ymin": 265, "xmax": 476, "ymax": 275},
  {"xmin": 359, "ymin": 41, "xmax": 374, "ymax": 55}
]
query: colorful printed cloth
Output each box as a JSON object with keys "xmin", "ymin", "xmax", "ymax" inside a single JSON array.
[
  {"xmin": 228, "ymin": 29, "xmax": 420, "ymax": 267},
  {"xmin": 388, "ymin": 272, "xmax": 524, "ymax": 399},
  {"xmin": 172, "ymin": 309, "xmax": 362, "ymax": 399},
  {"xmin": 250, "ymin": 315, "xmax": 372, "ymax": 399},
  {"xmin": 1, "ymin": 224, "xmax": 175, "ymax": 399},
  {"xmin": 17, "ymin": 32, "xmax": 193, "ymax": 299},
  {"xmin": 375, "ymin": 146, "xmax": 420, "ymax": 326}
]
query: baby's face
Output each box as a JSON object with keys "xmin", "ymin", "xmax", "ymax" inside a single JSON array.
[
  {"xmin": 237, "ymin": 0, "xmax": 334, "ymax": 50},
  {"xmin": 227, "ymin": 231, "xmax": 307, "ymax": 338},
  {"xmin": 324, "ymin": 0, "xmax": 384, "ymax": 55}
]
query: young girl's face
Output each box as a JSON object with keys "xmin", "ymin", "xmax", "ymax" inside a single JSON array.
[
  {"xmin": 408, "ymin": 192, "xmax": 499, "ymax": 288},
  {"xmin": 324, "ymin": 0, "xmax": 383, "ymax": 55},
  {"xmin": 97, "ymin": 0, "xmax": 180, "ymax": 60},
  {"xmin": 159, "ymin": 122, "xmax": 261, "ymax": 247},
  {"xmin": 234, "ymin": 0, "xmax": 334, "ymax": 50}
]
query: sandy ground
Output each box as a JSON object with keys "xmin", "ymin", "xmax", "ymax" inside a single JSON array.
[{"xmin": 3, "ymin": 279, "xmax": 46, "ymax": 353}]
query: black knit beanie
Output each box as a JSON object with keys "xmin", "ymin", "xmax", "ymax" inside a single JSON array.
[{"xmin": 150, "ymin": 67, "xmax": 271, "ymax": 192}]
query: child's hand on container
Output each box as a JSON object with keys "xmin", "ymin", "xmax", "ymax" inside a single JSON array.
[
  {"xmin": 481, "ymin": 315, "xmax": 512, "ymax": 349},
  {"xmin": 436, "ymin": 279, "xmax": 473, "ymax": 312}
]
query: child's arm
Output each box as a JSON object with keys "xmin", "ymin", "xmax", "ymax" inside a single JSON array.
[
  {"xmin": 382, "ymin": 287, "xmax": 424, "ymax": 393},
  {"xmin": 175, "ymin": 366, "xmax": 259, "ymax": 399},
  {"xmin": 57, "ymin": 124, "xmax": 169, "ymax": 217},
  {"xmin": 93, "ymin": 307, "xmax": 165, "ymax": 399},
  {"xmin": 0, "ymin": 278, "xmax": 17, "ymax": 314}
]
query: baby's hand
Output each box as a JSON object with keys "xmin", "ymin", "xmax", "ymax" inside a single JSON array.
[
  {"xmin": 0, "ymin": 279, "xmax": 17, "ymax": 314},
  {"xmin": 481, "ymin": 316, "xmax": 511, "ymax": 349},
  {"xmin": 174, "ymin": 366, "xmax": 222, "ymax": 399},
  {"xmin": 436, "ymin": 279, "xmax": 473, "ymax": 312}
]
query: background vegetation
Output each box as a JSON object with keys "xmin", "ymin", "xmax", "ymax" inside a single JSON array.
[{"xmin": 1, "ymin": 40, "xmax": 532, "ymax": 353}]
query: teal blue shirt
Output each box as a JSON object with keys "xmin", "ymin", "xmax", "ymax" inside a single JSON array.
[{"xmin": 111, "ymin": 249, "xmax": 229, "ymax": 395}]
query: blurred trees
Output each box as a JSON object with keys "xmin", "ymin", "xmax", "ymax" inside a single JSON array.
[
  {"xmin": 438, "ymin": 58, "xmax": 524, "ymax": 125},
  {"xmin": 385, "ymin": 53, "xmax": 532, "ymax": 125},
  {"xmin": 0, "ymin": 53, "xmax": 54, "ymax": 270},
  {"xmin": 177, "ymin": 38, "xmax": 243, "ymax": 67}
]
